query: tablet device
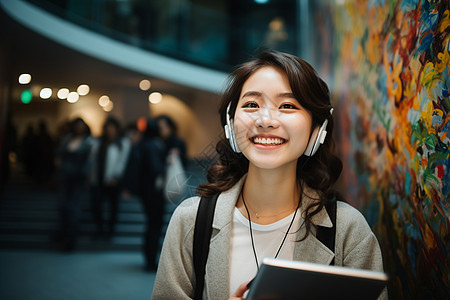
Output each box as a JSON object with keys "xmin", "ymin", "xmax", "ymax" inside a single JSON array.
[{"xmin": 246, "ymin": 258, "xmax": 388, "ymax": 300}]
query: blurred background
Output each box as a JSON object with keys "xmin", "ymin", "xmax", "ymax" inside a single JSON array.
[{"xmin": 0, "ymin": 0, "xmax": 449, "ymax": 299}]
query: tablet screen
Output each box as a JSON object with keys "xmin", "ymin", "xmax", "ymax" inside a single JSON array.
[{"xmin": 246, "ymin": 258, "xmax": 388, "ymax": 300}]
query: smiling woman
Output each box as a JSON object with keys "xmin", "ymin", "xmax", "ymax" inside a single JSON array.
[{"xmin": 151, "ymin": 50, "xmax": 387, "ymax": 300}]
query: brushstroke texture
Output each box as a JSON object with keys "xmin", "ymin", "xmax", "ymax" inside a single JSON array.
[{"xmin": 332, "ymin": 0, "xmax": 450, "ymax": 298}]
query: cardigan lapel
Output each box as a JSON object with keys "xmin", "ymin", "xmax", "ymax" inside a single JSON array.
[
  {"xmin": 294, "ymin": 190, "xmax": 335, "ymax": 265},
  {"xmin": 293, "ymin": 226, "xmax": 335, "ymax": 265}
]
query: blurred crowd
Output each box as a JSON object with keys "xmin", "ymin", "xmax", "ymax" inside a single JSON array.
[{"xmin": 5, "ymin": 115, "xmax": 186, "ymax": 271}]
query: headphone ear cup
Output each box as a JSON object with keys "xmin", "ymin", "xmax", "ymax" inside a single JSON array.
[
  {"xmin": 224, "ymin": 104, "xmax": 241, "ymax": 153},
  {"xmin": 304, "ymin": 119, "xmax": 328, "ymax": 156},
  {"xmin": 304, "ymin": 127, "xmax": 319, "ymax": 156},
  {"xmin": 224, "ymin": 123, "xmax": 240, "ymax": 153}
]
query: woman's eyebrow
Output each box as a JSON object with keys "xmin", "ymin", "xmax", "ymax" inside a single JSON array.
[
  {"xmin": 278, "ymin": 92, "xmax": 296, "ymax": 99},
  {"xmin": 241, "ymin": 91, "xmax": 262, "ymax": 99}
]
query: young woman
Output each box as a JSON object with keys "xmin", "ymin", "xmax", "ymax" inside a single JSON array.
[
  {"xmin": 152, "ymin": 50, "xmax": 385, "ymax": 299},
  {"xmin": 55, "ymin": 117, "xmax": 93, "ymax": 252},
  {"xmin": 123, "ymin": 118, "xmax": 167, "ymax": 271},
  {"xmin": 89, "ymin": 117, "xmax": 130, "ymax": 238}
]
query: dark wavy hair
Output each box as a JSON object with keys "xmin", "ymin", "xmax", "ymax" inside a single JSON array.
[
  {"xmin": 100, "ymin": 116, "xmax": 122, "ymax": 146},
  {"xmin": 197, "ymin": 50, "xmax": 343, "ymax": 239}
]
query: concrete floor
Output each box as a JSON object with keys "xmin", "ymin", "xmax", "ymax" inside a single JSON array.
[{"xmin": 0, "ymin": 249, "xmax": 156, "ymax": 300}]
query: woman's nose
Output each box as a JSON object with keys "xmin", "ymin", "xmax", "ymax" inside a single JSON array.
[{"xmin": 255, "ymin": 107, "xmax": 279, "ymax": 128}]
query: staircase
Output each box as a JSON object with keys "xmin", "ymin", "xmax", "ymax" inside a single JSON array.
[
  {"xmin": 0, "ymin": 166, "xmax": 147, "ymax": 252},
  {"xmin": 0, "ymin": 159, "xmax": 206, "ymax": 252}
]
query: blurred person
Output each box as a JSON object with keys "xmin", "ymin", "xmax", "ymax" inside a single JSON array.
[
  {"xmin": 1, "ymin": 116, "xmax": 17, "ymax": 192},
  {"xmin": 157, "ymin": 115, "xmax": 187, "ymax": 169},
  {"xmin": 122, "ymin": 118, "xmax": 166, "ymax": 271},
  {"xmin": 89, "ymin": 117, "xmax": 130, "ymax": 238},
  {"xmin": 34, "ymin": 120, "xmax": 55, "ymax": 182},
  {"xmin": 54, "ymin": 120, "xmax": 72, "ymax": 150},
  {"xmin": 21, "ymin": 123, "xmax": 37, "ymax": 180},
  {"xmin": 121, "ymin": 122, "xmax": 143, "ymax": 200},
  {"xmin": 54, "ymin": 117, "xmax": 93, "ymax": 252},
  {"xmin": 124, "ymin": 122, "xmax": 143, "ymax": 147}
]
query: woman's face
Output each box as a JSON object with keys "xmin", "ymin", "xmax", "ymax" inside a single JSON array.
[
  {"xmin": 105, "ymin": 123, "xmax": 118, "ymax": 139},
  {"xmin": 233, "ymin": 66, "xmax": 313, "ymax": 171},
  {"xmin": 74, "ymin": 120, "xmax": 87, "ymax": 136},
  {"xmin": 158, "ymin": 119, "xmax": 172, "ymax": 139}
]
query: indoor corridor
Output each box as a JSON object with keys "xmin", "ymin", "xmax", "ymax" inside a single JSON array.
[{"xmin": 0, "ymin": 159, "xmax": 206, "ymax": 299}]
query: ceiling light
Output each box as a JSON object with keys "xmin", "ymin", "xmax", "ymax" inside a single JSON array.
[
  {"xmin": 67, "ymin": 92, "xmax": 79, "ymax": 103},
  {"xmin": 40, "ymin": 88, "xmax": 52, "ymax": 99},
  {"xmin": 77, "ymin": 84, "xmax": 90, "ymax": 96},
  {"xmin": 99, "ymin": 95, "xmax": 110, "ymax": 107},
  {"xmin": 139, "ymin": 79, "xmax": 151, "ymax": 91},
  {"xmin": 103, "ymin": 101, "xmax": 114, "ymax": 112},
  {"xmin": 57, "ymin": 88, "xmax": 69, "ymax": 99},
  {"xmin": 149, "ymin": 92, "xmax": 162, "ymax": 104},
  {"xmin": 18, "ymin": 74, "xmax": 31, "ymax": 84}
]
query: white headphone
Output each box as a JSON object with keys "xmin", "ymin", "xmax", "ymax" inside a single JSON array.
[
  {"xmin": 224, "ymin": 103, "xmax": 333, "ymax": 156},
  {"xmin": 303, "ymin": 108, "xmax": 333, "ymax": 156},
  {"xmin": 224, "ymin": 103, "xmax": 241, "ymax": 153}
]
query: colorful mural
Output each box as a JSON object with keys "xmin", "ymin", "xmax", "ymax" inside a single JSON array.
[{"xmin": 331, "ymin": 0, "xmax": 450, "ymax": 299}]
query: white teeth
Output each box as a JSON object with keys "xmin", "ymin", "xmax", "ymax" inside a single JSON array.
[{"xmin": 252, "ymin": 137, "xmax": 285, "ymax": 145}]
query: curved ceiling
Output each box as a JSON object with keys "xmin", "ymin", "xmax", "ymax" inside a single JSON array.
[{"xmin": 0, "ymin": 0, "xmax": 227, "ymax": 95}]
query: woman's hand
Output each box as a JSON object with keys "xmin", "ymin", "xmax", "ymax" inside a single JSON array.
[{"xmin": 229, "ymin": 281, "xmax": 250, "ymax": 300}]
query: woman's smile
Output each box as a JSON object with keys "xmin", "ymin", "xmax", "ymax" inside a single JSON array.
[{"xmin": 251, "ymin": 135, "xmax": 287, "ymax": 147}]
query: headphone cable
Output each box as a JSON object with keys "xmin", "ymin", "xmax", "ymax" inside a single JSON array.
[{"xmin": 240, "ymin": 182, "xmax": 301, "ymax": 271}]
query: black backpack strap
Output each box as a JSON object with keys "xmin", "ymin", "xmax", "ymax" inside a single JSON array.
[
  {"xmin": 316, "ymin": 196, "xmax": 337, "ymax": 265},
  {"xmin": 193, "ymin": 193, "xmax": 219, "ymax": 300}
]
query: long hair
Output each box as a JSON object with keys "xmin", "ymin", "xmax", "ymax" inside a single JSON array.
[
  {"xmin": 156, "ymin": 115, "xmax": 178, "ymax": 137},
  {"xmin": 71, "ymin": 117, "xmax": 91, "ymax": 136},
  {"xmin": 100, "ymin": 116, "xmax": 122, "ymax": 148},
  {"xmin": 197, "ymin": 50, "xmax": 343, "ymax": 239},
  {"xmin": 144, "ymin": 118, "xmax": 160, "ymax": 139}
]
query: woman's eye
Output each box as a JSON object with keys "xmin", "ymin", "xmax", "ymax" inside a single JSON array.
[
  {"xmin": 279, "ymin": 103, "xmax": 298, "ymax": 109},
  {"xmin": 242, "ymin": 102, "xmax": 259, "ymax": 108}
]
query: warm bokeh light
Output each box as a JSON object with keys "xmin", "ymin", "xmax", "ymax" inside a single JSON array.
[
  {"xmin": 98, "ymin": 95, "xmax": 110, "ymax": 107},
  {"xmin": 31, "ymin": 85, "xmax": 41, "ymax": 95},
  {"xmin": 139, "ymin": 79, "xmax": 151, "ymax": 91},
  {"xmin": 149, "ymin": 92, "xmax": 162, "ymax": 104},
  {"xmin": 137, "ymin": 117, "xmax": 147, "ymax": 132},
  {"xmin": 67, "ymin": 92, "xmax": 79, "ymax": 103},
  {"xmin": 103, "ymin": 101, "xmax": 114, "ymax": 112},
  {"xmin": 18, "ymin": 73, "xmax": 31, "ymax": 84},
  {"xmin": 77, "ymin": 84, "xmax": 90, "ymax": 96},
  {"xmin": 40, "ymin": 88, "xmax": 52, "ymax": 99},
  {"xmin": 21, "ymin": 89, "xmax": 32, "ymax": 104},
  {"xmin": 269, "ymin": 17, "xmax": 284, "ymax": 31},
  {"xmin": 9, "ymin": 152, "xmax": 17, "ymax": 164},
  {"xmin": 57, "ymin": 88, "xmax": 70, "ymax": 99}
]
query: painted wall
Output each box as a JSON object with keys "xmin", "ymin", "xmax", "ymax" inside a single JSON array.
[{"xmin": 330, "ymin": 0, "xmax": 449, "ymax": 299}]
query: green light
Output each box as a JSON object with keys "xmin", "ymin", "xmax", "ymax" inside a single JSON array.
[{"xmin": 21, "ymin": 89, "xmax": 32, "ymax": 104}]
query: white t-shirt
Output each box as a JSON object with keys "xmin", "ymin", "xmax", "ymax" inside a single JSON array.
[{"xmin": 229, "ymin": 207, "xmax": 302, "ymax": 296}]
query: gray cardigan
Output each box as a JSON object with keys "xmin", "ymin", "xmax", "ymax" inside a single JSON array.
[{"xmin": 152, "ymin": 177, "xmax": 386, "ymax": 299}]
